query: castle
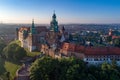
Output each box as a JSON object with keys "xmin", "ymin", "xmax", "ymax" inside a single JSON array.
[
  {"xmin": 17, "ymin": 12, "xmax": 68, "ymax": 52},
  {"xmin": 17, "ymin": 13, "xmax": 120, "ymax": 65}
]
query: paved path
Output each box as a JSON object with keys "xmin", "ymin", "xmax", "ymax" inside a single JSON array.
[
  {"xmin": 14, "ymin": 54, "xmax": 44, "ymax": 80},
  {"xmin": 15, "ymin": 76, "xmax": 29, "ymax": 80},
  {"xmin": 0, "ymin": 77, "xmax": 3, "ymax": 80},
  {"xmin": 15, "ymin": 64, "xmax": 30, "ymax": 80}
]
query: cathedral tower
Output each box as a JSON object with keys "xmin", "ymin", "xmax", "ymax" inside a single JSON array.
[
  {"xmin": 29, "ymin": 19, "xmax": 37, "ymax": 51},
  {"xmin": 50, "ymin": 11, "xmax": 59, "ymax": 32}
]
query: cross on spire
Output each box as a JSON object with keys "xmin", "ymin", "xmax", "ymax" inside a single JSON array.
[
  {"xmin": 32, "ymin": 19, "xmax": 34, "ymax": 28},
  {"xmin": 32, "ymin": 19, "xmax": 34, "ymax": 23}
]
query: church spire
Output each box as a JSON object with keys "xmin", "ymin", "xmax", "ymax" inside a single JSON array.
[
  {"xmin": 31, "ymin": 19, "xmax": 36, "ymax": 34},
  {"xmin": 50, "ymin": 11, "xmax": 59, "ymax": 32},
  {"xmin": 52, "ymin": 10, "xmax": 56, "ymax": 20},
  {"xmin": 32, "ymin": 19, "xmax": 35, "ymax": 28}
]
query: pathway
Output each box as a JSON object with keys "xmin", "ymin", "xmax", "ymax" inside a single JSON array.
[
  {"xmin": 15, "ymin": 64, "xmax": 30, "ymax": 80},
  {"xmin": 14, "ymin": 54, "xmax": 44, "ymax": 80}
]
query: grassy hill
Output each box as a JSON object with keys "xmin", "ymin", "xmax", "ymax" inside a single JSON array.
[
  {"xmin": 0, "ymin": 40, "xmax": 41, "ymax": 79},
  {"xmin": 0, "ymin": 57, "xmax": 20, "ymax": 80},
  {"xmin": 12, "ymin": 40, "xmax": 40, "ymax": 57}
]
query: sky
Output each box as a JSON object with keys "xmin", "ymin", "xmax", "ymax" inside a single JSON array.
[{"xmin": 0, "ymin": 0, "xmax": 120, "ymax": 24}]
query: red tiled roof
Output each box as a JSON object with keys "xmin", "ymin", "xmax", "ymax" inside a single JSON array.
[
  {"xmin": 109, "ymin": 47, "xmax": 120, "ymax": 55},
  {"xmin": 61, "ymin": 42, "xmax": 76, "ymax": 52},
  {"xmin": 61, "ymin": 42, "xmax": 120, "ymax": 55},
  {"xmin": 112, "ymin": 36, "xmax": 120, "ymax": 39},
  {"xmin": 84, "ymin": 47, "xmax": 120, "ymax": 55},
  {"xmin": 75, "ymin": 45, "xmax": 85, "ymax": 53},
  {"xmin": 84, "ymin": 47, "xmax": 109, "ymax": 55}
]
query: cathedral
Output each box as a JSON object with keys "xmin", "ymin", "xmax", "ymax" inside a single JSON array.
[{"xmin": 18, "ymin": 12, "xmax": 67, "ymax": 52}]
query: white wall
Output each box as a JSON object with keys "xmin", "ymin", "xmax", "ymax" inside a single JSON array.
[
  {"xmin": 84, "ymin": 57, "xmax": 120, "ymax": 65},
  {"xmin": 29, "ymin": 46, "xmax": 36, "ymax": 52}
]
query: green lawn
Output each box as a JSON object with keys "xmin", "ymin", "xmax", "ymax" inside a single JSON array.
[
  {"xmin": 0, "ymin": 58, "xmax": 20, "ymax": 80},
  {"xmin": 0, "ymin": 40, "xmax": 40, "ymax": 79},
  {"xmin": 10, "ymin": 40, "xmax": 21, "ymax": 46},
  {"xmin": 4, "ymin": 61, "xmax": 20, "ymax": 80},
  {"xmin": 25, "ymin": 48, "xmax": 41, "ymax": 57}
]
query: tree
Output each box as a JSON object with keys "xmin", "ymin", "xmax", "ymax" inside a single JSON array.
[
  {"xmin": 101, "ymin": 62, "xmax": 120, "ymax": 80},
  {"xmin": 107, "ymin": 36, "xmax": 112, "ymax": 42},
  {"xmin": 6, "ymin": 72, "xmax": 10, "ymax": 80},
  {"xmin": 30, "ymin": 56, "xmax": 60, "ymax": 80},
  {"xmin": 101, "ymin": 62, "xmax": 111, "ymax": 71},
  {"xmin": 3, "ymin": 43, "xmax": 26, "ymax": 61},
  {"xmin": 114, "ymin": 38, "xmax": 120, "ymax": 47},
  {"xmin": 30, "ymin": 57, "xmax": 86, "ymax": 80},
  {"xmin": 0, "ymin": 40, "xmax": 6, "ymax": 56},
  {"xmin": 87, "ymin": 65, "xmax": 101, "ymax": 80},
  {"xmin": 30, "ymin": 56, "xmax": 120, "ymax": 80},
  {"xmin": 111, "ymin": 60, "xmax": 118, "ymax": 70}
]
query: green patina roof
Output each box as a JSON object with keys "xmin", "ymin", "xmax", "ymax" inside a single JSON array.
[
  {"xmin": 31, "ymin": 19, "xmax": 37, "ymax": 34},
  {"xmin": 50, "ymin": 12, "xmax": 59, "ymax": 32}
]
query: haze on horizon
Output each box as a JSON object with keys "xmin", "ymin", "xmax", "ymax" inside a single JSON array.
[{"xmin": 0, "ymin": 0, "xmax": 120, "ymax": 24}]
